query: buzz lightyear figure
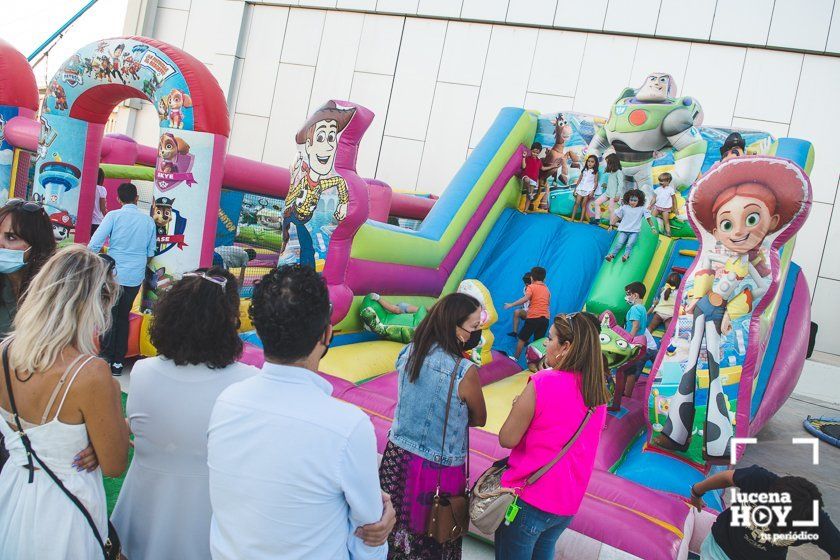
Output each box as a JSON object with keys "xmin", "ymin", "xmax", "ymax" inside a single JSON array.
[{"xmin": 587, "ymin": 73, "xmax": 707, "ymax": 189}]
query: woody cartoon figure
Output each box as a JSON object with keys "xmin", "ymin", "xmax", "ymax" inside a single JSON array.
[
  {"xmin": 282, "ymin": 101, "xmax": 355, "ymax": 268},
  {"xmin": 652, "ymin": 156, "xmax": 809, "ymax": 463}
]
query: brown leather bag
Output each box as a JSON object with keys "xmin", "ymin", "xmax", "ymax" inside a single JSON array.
[{"xmin": 425, "ymin": 360, "xmax": 470, "ymax": 544}]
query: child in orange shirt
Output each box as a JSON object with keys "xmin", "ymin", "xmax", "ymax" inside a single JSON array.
[{"xmin": 504, "ymin": 266, "xmax": 551, "ymax": 361}]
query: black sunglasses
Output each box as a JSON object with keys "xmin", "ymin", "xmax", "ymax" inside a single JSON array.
[
  {"xmin": 98, "ymin": 253, "xmax": 116, "ymax": 275},
  {"xmin": 5, "ymin": 198, "xmax": 46, "ymax": 214}
]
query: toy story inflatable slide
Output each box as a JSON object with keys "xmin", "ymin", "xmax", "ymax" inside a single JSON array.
[{"xmin": 0, "ymin": 34, "xmax": 816, "ymax": 559}]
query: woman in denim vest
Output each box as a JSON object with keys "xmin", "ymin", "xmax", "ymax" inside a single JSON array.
[{"xmin": 379, "ymin": 293, "xmax": 487, "ymax": 559}]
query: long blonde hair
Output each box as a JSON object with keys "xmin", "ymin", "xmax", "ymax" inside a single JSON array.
[{"xmin": 4, "ymin": 245, "xmax": 119, "ymax": 374}]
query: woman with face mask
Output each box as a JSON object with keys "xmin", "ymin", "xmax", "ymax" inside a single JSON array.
[
  {"xmin": 495, "ymin": 312, "xmax": 610, "ymax": 560},
  {"xmin": 0, "ymin": 199, "xmax": 57, "ymax": 339},
  {"xmin": 379, "ymin": 292, "xmax": 487, "ymax": 560},
  {"xmin": 0, "ymin": 199, "xmax": 56, "ymax": 472}
]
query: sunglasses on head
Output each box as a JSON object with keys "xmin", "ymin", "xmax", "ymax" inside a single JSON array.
[
  {"xmin": 5, "ymin": 198, "xmax": 45, "ymax": 214},
  {"xmin": 554, "ymin": 311, "xmax": 579, "ymax": 336},
  {"xmin": 184, "ymin": 271, "xmax": 228, "ymax": 290}
]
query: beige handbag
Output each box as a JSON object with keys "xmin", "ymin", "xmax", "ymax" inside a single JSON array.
[{"xmin": 469, "ymin": 407, "xmax": 594, "ymax": 534}]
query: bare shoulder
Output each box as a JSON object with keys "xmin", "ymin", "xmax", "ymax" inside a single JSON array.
[{"xmin": 73, "ymin": 357, "xmax": 115, "ymax": 390}]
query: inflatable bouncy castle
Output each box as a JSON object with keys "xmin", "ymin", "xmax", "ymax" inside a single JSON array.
[{"xmin": 0, "ymin": 35, "xmax": 817, "ymax": 558}]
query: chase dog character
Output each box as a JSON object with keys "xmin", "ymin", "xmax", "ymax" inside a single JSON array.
[
  {"xmin": 157, "ymin": 133, "xmax": 190, "ymax": 174},
  {"xmin": 153, "ymin": 197, "xmax": 175, "ymax": 237},
  {"xmin": 652, "ymin": 156, "xmax": 809, "ymax": 462},
  {"xmin": 166, "ymin": 89, "xmax": 192, "ymax": 129},
  {"xmin": 49, "ymin": 81, "xmax": 68, "ymax": 111},
  {"xmin": 586, "ymin": 73, "xmax": 706, "ymax": 190},
  {"xmin": 49, "ymin": 211, "xmax": 74, "ymax": 243},
  {"xmin": 282, "ymin": 101, "xmax": 354, "ymax": 268}
]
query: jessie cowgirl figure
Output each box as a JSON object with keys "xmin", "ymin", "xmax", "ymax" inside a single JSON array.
[{"xmin": 653, "ymin": 156, "xmax": 809, "ymax": 462}]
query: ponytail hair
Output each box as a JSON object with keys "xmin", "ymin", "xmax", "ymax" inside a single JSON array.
[{"xmin": 663, "ymin": 272, "xmax": 682, "ymax": 301}]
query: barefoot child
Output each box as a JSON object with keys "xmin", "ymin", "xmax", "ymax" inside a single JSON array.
[
  {"xmin": 369, "ymin": 293, "xmax": 421, "ymax": 315},
  {"xmin": 606, "ymin": 189, "xmax": 657, "ymax": 262},
  {"xmin": 504, "ymin": 266, "xmax": 551, "ymax": 361},
  {"xmin": 507, "ymin": 272, "xmax": 532, "ymax": 337},
  {"xmin": 651, "ymin": 172, "xmax": 676, "ymax": 237}
]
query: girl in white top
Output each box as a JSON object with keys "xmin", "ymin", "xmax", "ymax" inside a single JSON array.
[
  {"xmin": 650, "ymin": 172, "xmax": 676, "ymax": 237},
  {"xmin": 111, "ymin": 267, "xmax": 257, "ymax": 560},
  {"xmin": 571, "ymin": 154, "xmax": 600, "ymax": 223},
  {"xmin": 0, "ymin": 245, "xmax": 128, "ymax": 560}
]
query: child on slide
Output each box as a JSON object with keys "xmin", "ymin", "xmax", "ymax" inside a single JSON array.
[
  {"xmin": 369, "ymin": 293, "xmax": 420, "ymax": 315},
  {"xmin": 606, "ymin": 189, "xmax": 657, "ymax": 262},
  {"xmin": 601, "ymin": 154, "xmax": 625, "ymax": 228},
  {"xmin": 507, "ymin": 271, "xmax": 532, "ymax": 337},
  {"xmin": 521, "ymin": 143, "xmax": 543, "ymax": 211},
  {"xmin": 650, "ymin": 172, "xmax": 676, "ymax": 237},
  {"xmin": 647, "ymin": 272, "xmax": 682, "ymax": 334},
  {"xmin": 571, "ymin": 154, "xmax": 599, "ymax": 222}
]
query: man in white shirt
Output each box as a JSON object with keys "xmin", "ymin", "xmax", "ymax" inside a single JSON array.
[{"xmin": 207, "ymin": 265, "xmax": 394, "ymax": 559}]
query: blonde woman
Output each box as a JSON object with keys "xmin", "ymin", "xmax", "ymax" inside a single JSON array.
[{"xmin": 0, "ymin": 245, "xmax": 129, "ymax": 560}]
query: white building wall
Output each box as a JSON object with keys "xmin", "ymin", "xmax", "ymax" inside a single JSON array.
[{"xmin": 131, "ymin": 0, "xmax": 840, "ymax": 355}]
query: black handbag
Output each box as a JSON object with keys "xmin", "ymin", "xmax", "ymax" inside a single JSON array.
[{"xmin": 2, "ymin": 347, "xmax": 121, "ymax": 560}]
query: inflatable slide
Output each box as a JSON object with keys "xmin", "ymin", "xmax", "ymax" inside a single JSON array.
[{"xmin": 0, "ymin": 35, "xmax": 817, "ymax": 559}]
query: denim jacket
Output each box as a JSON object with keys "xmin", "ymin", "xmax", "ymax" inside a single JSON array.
[{"xmin": 390, "ymin": 343, "xmax": 473, "ymax": 466}]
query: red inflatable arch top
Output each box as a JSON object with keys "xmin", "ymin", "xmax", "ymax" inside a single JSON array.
[
  {"xmin": 69, "ymin": 36, "xmax": 230, "ymax": 137},
  {"xmin": 0, "ymin": 38, "xmax": 39, "ymax": 112}
]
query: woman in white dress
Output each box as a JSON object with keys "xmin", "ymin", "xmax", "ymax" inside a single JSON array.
[
  {"xmin": 111, "ymin": 267, "xmax": 257, "ymax": 560},
  {"xmin": 0, "ymin": 245, "xmax": 129, "ymax": 559}
]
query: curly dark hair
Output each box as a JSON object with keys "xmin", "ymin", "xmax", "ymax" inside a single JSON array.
[
  {"xmin": 0, "ymin": 202, "xmax": 56, "ymax": 307},
  {"xmin": 623, "ymin": 188, "xmax": 646, "ymax": 206},
  {"xmin": 768, "ymin": 476, "xmax": 824, "ymax": 533},
  {"xmin": 149, "ymin": 267, "xmax": 242, "ymax": 369},
  {"xmin": 249, "ymin": 265, "xmax": 330, "ymax": 362}
]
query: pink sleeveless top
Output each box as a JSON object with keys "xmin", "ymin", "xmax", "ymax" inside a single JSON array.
[{"xmin": 500, "ymin": 369, "xmax": 606, "ymax": 516}]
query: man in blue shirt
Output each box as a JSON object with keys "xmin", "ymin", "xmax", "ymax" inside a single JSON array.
[{"xmin": 89, "ymin": 183, "xmax": 156, "ymax": 376}]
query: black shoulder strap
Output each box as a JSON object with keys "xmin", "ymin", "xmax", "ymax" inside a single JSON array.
[{"xmin": 2, "ymin": 347, "xmax": 108, "ymax": 558}]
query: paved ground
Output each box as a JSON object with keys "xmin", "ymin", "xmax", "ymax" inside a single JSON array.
[{"xmin": 119, "ymin": 361, "xmax": 839, "ymax": 559}]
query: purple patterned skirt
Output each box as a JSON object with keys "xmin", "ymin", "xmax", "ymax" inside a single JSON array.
[{"xmin": 379, "ymin": 440, "xmax": 466, "ymax": 560}]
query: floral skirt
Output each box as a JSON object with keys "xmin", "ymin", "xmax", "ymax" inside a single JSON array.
[{"xmin": 379, "ymin": 440, "xmax": 465, "ymax": 560}]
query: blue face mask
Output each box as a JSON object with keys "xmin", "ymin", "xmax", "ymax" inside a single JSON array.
[{"xmin": 0, "ymin": 247, "xmax": 29, "ymax": 274}]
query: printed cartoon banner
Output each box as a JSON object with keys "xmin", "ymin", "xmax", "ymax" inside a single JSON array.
[
  {"xmin": 279, "ymin": 101, "xmax": 356, "ymax": 268},
  {"xmin": 31, "ymin": 114, "xmax": 89, "ymax": 246},
  {"xmin": 216, "ymin": 189, "xmax": 245, "ymax": 248},
  {"xmin": 44, "ymin": 38, "xmax": 195, "ymax": 131},
  {"xmin": 144, "ymin": 127, "xmax": 216, "ymax": 307},
  {"xmin": 647, "ymin": 156, "xmax": 810, "ymax": 465}
]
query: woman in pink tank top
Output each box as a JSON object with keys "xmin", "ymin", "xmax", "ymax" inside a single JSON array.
[{"xmin": 495, "ymin": 312, "xmax": 610, "ymax": 560}]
